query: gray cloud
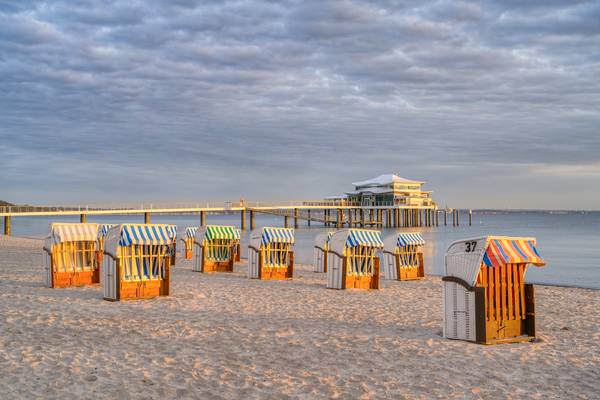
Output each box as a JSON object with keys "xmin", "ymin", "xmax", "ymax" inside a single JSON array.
[{"xmin": 0, "ymin": 0, "xmax": 599, "ymax": 208}]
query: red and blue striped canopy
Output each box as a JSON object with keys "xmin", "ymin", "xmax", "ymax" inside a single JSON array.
[{"xmin": 483, "ymin": 238, "xmax": 545, "ymax": 268}]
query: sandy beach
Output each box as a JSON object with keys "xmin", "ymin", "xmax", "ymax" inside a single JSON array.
[{"xmin": 1, "ymin": 235, "xmax": 598, "ymax": 399}]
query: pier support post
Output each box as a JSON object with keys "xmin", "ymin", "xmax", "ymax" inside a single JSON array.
[
  {"xmin": 307, "ymin": 209, "xmax": 311, "ymax": 227},
  {"xmin": 360, "ymin": 209, "xmax": 364, "ymax": 227},
  {"xmin": 444, "ymin": 210, "xmax": 447, "ymax": 226},
  {"xmin": 348, "ymin": 209, "xmax": 353, "ymax": 227},
  {"xmin": 284, "ymin": 215, "xmax": 289, "ymax": 228},
  {"xmin": 249, "ymin": 210, "xmax": 255, "ymax": 230},
  {"xmin": 144, "ymin": 212, "xmax": 151, "ymax": 224},
  {"xmin": 200, "ymin": 211, "xmax": 206, "ymax": 226},
  {"xmin": 294, "ymin": 208, "xmax": 299, "ymax": 229},
  {"xmin": 469, "ymin": 209, "xmax": 472, "ymax": 226},
  {"xmin": 456, "ymin": 210, "xmax": 460, "ymax": 226},
  {"xmin": 241, "ymin": 210, "xmax": 247, "ymax": 231},
  {"xmin": 3, "ymin": 216, "xmax": 10, "ymax": 236},
  {"xmin": 336, "ymin": 209, "xmax": 342, "ymax": 228},
  {"xmin": 80, "ymin": 213, "xmax": 87, "ymax": 223}
]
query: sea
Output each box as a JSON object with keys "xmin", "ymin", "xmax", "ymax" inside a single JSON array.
[{"xmin": 7, "ymin": 211, "xmax": 600, "ymax": 289}]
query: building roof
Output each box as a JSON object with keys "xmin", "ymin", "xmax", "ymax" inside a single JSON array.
[
  {"xmin": 345, "ymin": 187, "xmax": 393, "ymax": 195},
  {"xmin": 352, "ymin": 174, "xmax": 424, "ymax": 187},
  {"xmin": 324, "ymin": 194, "xmax": 348, "ymax": 200}
]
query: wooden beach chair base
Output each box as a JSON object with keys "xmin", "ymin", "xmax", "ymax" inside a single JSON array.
[
  {"xmin": 477, "ymin": 284, "xmax": 536, "ymax": 344},
  {"xmin": 184, "ymin": 250, "xmax": 193, "ymax": 260},
  {"xmin": 114, "ymin": 279, "xmax": 169, "ymax": 300},
  {"xmin": 259, "ymin": 266, "xmax": 292, "ymax": 280},
  {"xmin": 104, "ymin": 258, "xmax": 171, "ymax": 301},
  {"xmin": 258, "ymin": 252, "xmax": 294, "ymax": 280},
  {"xmin": 343, "ymin": 275, "xmax": 379, "ymax": 290},
  {"xmin": 340, "ymin": 257, "xmax": 380, "ymax": 290},
  {"xmin": 391, "ymin": 253, "xmax": 424, "ymax": 281},
  {"xmin": 202, "ymin": 258, "xmax": 234, "ymax": 273},
  {"xmin": 51, "ymin": 270, "xmax": 100, "ymax": 288},
  {"xmin": 396, "ymin": 266, "xmax": 424, "ymax": 281}
]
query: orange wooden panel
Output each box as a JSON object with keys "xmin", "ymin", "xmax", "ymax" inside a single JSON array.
[
  {"xmin": 519, "ymin": 264, "xmax": 526, "ymax": 319},
  {"xmin": 507, "ymin": 264, "xmax": 514, "ymax": 320},
  {"xmin": 512, "ymin": 263, "xmax": 521, "ymax": 319}
]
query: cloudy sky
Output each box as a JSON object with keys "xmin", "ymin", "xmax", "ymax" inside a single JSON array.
[{"xmin": 1, "ymin": 0, "xmax": 599, "ymax": 209}]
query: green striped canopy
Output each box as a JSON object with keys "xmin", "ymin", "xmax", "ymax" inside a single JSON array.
[{"xmin": 205, "ymin": 225, "xmax": 240, "ymax": 241}]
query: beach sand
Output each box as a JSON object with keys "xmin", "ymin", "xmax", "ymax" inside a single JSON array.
[{"xmin": 0, "ymin": 235, "xmax": 598, "ymax": 399}]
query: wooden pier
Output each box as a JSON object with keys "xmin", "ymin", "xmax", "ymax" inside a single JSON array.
[{"xmin": 0, "ymin": 202, "xmax": 472, "ymax": 235}]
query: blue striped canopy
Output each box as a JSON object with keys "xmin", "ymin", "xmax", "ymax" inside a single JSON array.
[
  {"xmin": 397, "ymin": 233, "xmax": 425, "ymax": 247},
  {"xmin": 98, "ymin": 224, "xmax": 116, "ymax": 238},
  {"xmin": 346, "ymin": 229, "xmax": 384, "ymax": 248},
  {"xmin": 185, "ymin": 227, "xmax": 198, "ymax": 239},
  {"xmin": 261, "ymin": 227, "xmax": 295, "ymax": 246},
  {"xmin": 118, "ymin": 224, "xmax": 177, "ymax": 246}
]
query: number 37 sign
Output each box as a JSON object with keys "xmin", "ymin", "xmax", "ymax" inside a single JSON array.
[{"xmin": 465, "ymin": 241, "xmax": 477, "ymax": 253}]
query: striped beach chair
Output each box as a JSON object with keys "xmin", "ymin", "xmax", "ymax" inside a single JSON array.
[
  {"xmin": 327, "ymin": 229, "xmax": 384, "ymax": 290},
  {"xmin": 248, "ymin": 227, "xmax": 295, "ymax": 280},
  {"xmin": 193, "ymin": 225, "xmax": 240, "ymax": 273},
  {"xmin": 313, "ymin": 231, "xmax": 334, "ymax": 273},
  {"xmin": 96, "ymin": 224, "xmax": 116, "ymax": 264},
  {"xmin": 179, "ymin": 227, "xmax": 198, "ymax": 260},
  {"xmin": 443, "ymin": 236, "xmax": 545, "ymax": 344},
  {"xmin": 102, "ymin": 224, "xmax": 177, "ymax": 301},
  {"xmin": 43, "ymin": 223, "xmax": 100, "ymax": 288},
  {"xmin": 382, "ymin": 232, "xmax": 426, "ymax": 281}
]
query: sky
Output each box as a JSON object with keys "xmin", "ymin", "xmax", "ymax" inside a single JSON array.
[{"xmin": 1, "ymin": 0, "xmax": 599, "ymax": 209}]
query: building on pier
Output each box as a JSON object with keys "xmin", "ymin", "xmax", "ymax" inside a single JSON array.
[{"xmin": 344, "ymin": 174, "xmax": 435, "ymax": 207}]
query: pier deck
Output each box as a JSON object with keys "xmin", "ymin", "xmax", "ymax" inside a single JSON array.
[{"xmin": 0, "ymin": 202, "xmax": 467, "ymax": 235}]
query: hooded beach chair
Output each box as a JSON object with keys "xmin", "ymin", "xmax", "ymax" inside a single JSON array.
[
  {"xmin": 96, "ymin": 224, "xmax": 116, "ymax": 264},
  {"xmin": 443, "ymin": 236, "xmax": 545, "ymax": 344},
  {"xmin": 193, "ymin": 225, "xmax": 239, "ymax": 273},
  {"xmin": 43, "ymin": 223, "xmax": 100, "ymax": 288},
  {"xmin": 102, "ymin": 224, "xmax": 176, "ymax": 301},
  {"xmin": 179, "ymin": 227, "xmax": 198, "ymax": 260},
  {"xmin": 248, "ymin": 227, "xmax": 295, "ymax": 280},
  {"xmin": 382, "ymin": 232, "xmax": 425, "ymax": 280},
  {"xmin": 313, "ymin": 231, "xmax": 334, "ymax": 272},
  {"xmin": 326, "ymin": 229, "xmax": 384, "ymax": 290}
]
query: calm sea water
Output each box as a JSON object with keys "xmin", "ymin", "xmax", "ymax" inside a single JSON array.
[{"xmin": 8, "ymin": 211, "xmax": 600, "ymax": 289}]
